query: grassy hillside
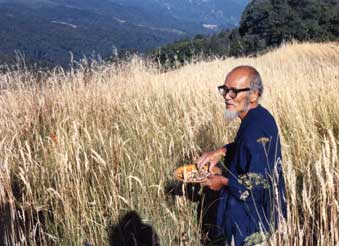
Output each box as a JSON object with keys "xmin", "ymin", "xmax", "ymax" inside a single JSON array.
[{"xmin": 1, "ymin": 42, "xmax": 339, "ymax": 245}]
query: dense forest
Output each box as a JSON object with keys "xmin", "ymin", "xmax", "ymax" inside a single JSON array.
[{"xmin": 151, "ymin": 0, "xmax": 339, "ymax": 66}]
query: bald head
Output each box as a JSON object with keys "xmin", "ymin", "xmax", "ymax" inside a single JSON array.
[
  {"xmin": 222, "ymin": 66, "xmax": 263, "ymax": 120},
  {"xmin": 226, "ymin": 66, "xmax": 263, "ymax": 97}
]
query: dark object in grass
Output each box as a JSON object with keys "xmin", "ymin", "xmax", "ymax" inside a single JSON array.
[
  {"xmin": 109, "ymin": 210, "xmax": 160, "ymax": 246},
  {"xmin": 164, "ymin": 180, "xmax": 220, "ymax": 245}
]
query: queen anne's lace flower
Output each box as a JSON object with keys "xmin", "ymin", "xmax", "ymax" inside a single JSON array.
[
  {"xmin": 244, "ymin": 232, "xmax": 269, "ymax": 246},
  {"xmin": 256, "ymin": 137, "xmax": 270, "ymax": 144},
  {"xmin": 238, "ymin": 173, "xmax": 269, "ymax": 190},
  {"xmin": 240, "ymin": 190, "xmax": 250, "ymax": 201}
]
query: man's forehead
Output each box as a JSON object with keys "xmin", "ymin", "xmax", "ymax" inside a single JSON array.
[{"xmin": 224, "ymin": 72, "xmax": 250, "ymax": 87}]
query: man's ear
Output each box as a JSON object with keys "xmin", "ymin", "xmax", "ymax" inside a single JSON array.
[{"xmin": 249, "ymin": 90, "xmax": 259, "ymax": 103}]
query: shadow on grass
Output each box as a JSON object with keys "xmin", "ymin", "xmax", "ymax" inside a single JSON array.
[
  {"xmin": 164, "ymin": 180, "xmax": 220, "ymax": 245},
  {"xmin": 108, "ymin": 210, "xmax": 160, "ymax": 246}
]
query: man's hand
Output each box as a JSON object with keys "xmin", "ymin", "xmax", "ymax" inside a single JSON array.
[
  {"xmin": 196, "ymin": 147, "xmax": 226, "ymax": 171},
  {"xmin": 202, "ymin": 175, "xmax": 229, "ymax": 191}
]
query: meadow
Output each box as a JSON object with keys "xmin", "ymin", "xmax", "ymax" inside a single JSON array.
[{"xmin": 0, "ymin": 42, "xmax": 338, "ymax": 245}]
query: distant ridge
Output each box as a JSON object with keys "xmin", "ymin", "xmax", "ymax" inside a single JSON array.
[{"xmin": 0, "ymin": 0, "xmax": 249, "ymax": 68}]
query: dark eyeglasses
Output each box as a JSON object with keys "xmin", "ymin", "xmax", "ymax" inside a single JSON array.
[{"xmin": 218, "ymin": 85, "xmax": 250, "ymax": 99}]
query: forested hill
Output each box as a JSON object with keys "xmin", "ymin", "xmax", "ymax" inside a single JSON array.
[
  {"xmin": 152, "ymin": 0, "xmax": 339, "ymax": 65},
  {"xmin": 0, "ymin": 1, "xmax": 190, "ymax": 68},
  {"xmin": 0, "ymin": 0, "xmax": 249, "ymax": 68}
]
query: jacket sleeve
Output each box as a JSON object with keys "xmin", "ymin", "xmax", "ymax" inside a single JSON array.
[
  {"xmin": 224, "ymin": 142, "xmax": 235, "ymax": 152},
  {"xmin": 224, "ymin": 142, "xmax": 235, "ymax": 159},
  {"xmin": 227, "ymin": 136, "xmax": 271, "ymax": 203}
]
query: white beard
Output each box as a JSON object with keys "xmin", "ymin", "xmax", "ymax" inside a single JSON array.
[
  {"xmin": 224, "ymin": 109, "xmax": 239, "ymax": 121},
  {"xmin": 224, "ymin": 94, "xmax": 251, "ymax": 121}
]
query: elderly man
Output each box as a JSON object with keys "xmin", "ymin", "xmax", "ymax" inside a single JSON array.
[{"xmin": 197, "ymin": 66, "xmax": 287, "ymax": 245}]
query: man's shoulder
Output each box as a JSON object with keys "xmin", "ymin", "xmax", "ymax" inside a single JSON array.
[
  {"xmin": 256, "ymin": 105, "xmax": 276, "ymax": 121},
  {"xmin": 242, "ymin": 106, "xmax": 279, "ymax": 138}
]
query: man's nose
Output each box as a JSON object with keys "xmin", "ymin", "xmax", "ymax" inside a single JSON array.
[{"xmin": 224, "ymin": 92, "xmax": 232, "ymax": 100}]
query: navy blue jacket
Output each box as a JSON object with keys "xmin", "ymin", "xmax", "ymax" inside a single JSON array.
[{"xmin": 216, "ymin": 105, "xmax": 287, "ymax": 245}]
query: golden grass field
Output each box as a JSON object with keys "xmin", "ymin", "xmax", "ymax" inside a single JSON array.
[{"xmin": 0, "ymin": 42, "xmax": 339, "ymax": 245}]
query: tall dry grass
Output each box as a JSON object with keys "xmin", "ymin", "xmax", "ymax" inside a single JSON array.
[{"xmin": 0, "ymin": 41, "xmax": 338, "ymax": 245}]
